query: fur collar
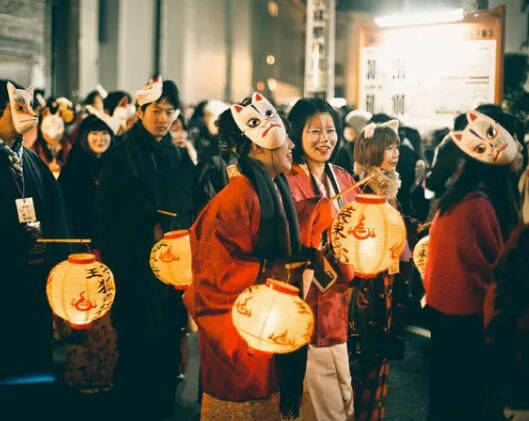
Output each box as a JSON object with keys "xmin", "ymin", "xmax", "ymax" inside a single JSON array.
[{"xmin": 354, "ymin": 163, "xmax": 401, "ymax": 203}]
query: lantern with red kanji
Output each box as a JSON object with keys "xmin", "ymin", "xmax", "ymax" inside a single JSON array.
[
  {"xmin": 150, "ymin": 229, "xmax": 192, "ymax": 289},
  {"xmin": 46, "ymin": 253, "xmax": 115, "ymax": 329},
  {"xmin": 412, "ymin": 235, "xmax": 430, "ymax": 280},
  {"xmin": 330, "ymin": 194, "xmax": 406, "ymax": 278},
  {"xmin": 232, "ymin": 279, "xmax": 314, "ymax": 354}
]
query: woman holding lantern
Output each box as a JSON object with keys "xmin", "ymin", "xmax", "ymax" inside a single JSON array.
[
  {"xmin": 183, "ymin": 93, "xmax": 314, "ymax": 421},
  {"xmin": 424, "ymin": 109, "xmax": 521, "ymax": 421},
  {"xmin": 286, "ymin": 97, "xmax": 357, "ymax": 421},
  {"xmin": 348, "ymin": 119, "xmax": 413, "ymax": 421},
  {"xmin": 56, "ymin": 108, "xmax": 120, "ymax": 396}
]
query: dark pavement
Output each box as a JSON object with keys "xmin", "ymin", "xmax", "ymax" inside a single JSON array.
[{"xmin": 0, "ymin": 328, "xmax": 429, "ymax": 420}]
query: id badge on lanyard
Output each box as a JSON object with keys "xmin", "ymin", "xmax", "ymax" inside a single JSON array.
[{"xmin": 16, "ymin": 197, "xmax": 37, "ymax": 223}]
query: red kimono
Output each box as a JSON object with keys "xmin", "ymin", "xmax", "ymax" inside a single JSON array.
[
  {"xmin": 287, "ymin": 163, "xmax": 358, "ymax": 346},
  {"xmin": 183, "ymin": 174, "xmax": 277, "ymax": 401}
]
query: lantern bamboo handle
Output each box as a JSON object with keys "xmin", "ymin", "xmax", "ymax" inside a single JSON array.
[
  {"xmin": 157, "ymin": 210, "xmax": 178, "ymax": 218},
  {"xmin": 329, "ymin": 174, "xmax": 374, "ymax": 202},
  {"xmin": 36, "ymin": 238, "xmax": 92, "ymax": 244},
  {"xmin": 417, "ymin": 221, "xmax": 433, "ymax": 233}
]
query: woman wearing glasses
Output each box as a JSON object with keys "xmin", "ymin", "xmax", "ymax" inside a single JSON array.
[{"xmin": 287, "ymin": 98, "xmax": 358, "ymax": 421}]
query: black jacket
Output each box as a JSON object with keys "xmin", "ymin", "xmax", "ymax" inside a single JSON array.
[{"xmin": 96, "ymin": 121, "xmax": 198, "ymax": 330}]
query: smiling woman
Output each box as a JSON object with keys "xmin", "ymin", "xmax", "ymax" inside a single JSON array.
[{"xmin": 286, "ymin": 97, "xmax": 358, "ymax": 421}]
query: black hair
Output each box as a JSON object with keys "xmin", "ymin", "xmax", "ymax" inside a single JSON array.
[
  {"xmin": 77, "ymin": 115, "xmax": 115, "ymax": 155},
  {"xmin": 439, "ymin": 108, "xmax": 520, "ymax": 239},
  {"xmin": 140, "ymin": 80, "xmax": 181, "ymax": 112},
  {"xmin": 0, "ymin": 79, "xmax": 22, "ymax": 118},
  {"xmin": 83, "ymin": 90, "xmax": 103, "ymax": 107},
  {"xmin": 287, "ymin": 97, "xmax": 342, "ymax": 164},
  {"xmin": 175, "ymin": 112, "xmax": 188, "ymax": 131},
  {"xmin": 370, "ymin": 113, "xmax": 396, "ymax": 124},
  {"xmin": 453, "ymin": 113, "xmax": 468, "ymax": 131},
  {"xmin": 104, "ymin": 91, "xmax": 132, "ymax": 115},
  {"xmin": 217, "ymin": 96, "xmax": 253, "ymax": 157}
]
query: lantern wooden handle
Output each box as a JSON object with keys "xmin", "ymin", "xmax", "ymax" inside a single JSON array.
[
  {"xmin": 37, "ymin": 238, "xmax": 92, "ymax": 244},
  {"xmin": 329, "ymin": 174, "xmax": 374, "ymax": 202},
  {"xmin": 157, "ymin": 209, "xmax": 178, "ymax": 218},
  {"xmin": 417, "ymin": 221, "xmax": 433, "ymax": 233}
]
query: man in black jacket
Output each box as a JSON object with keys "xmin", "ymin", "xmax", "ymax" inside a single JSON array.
[
  {"xmin": 0, "ymin": 80, "xmax": 69, "ymax": 381},
  {"xmin": 97, "ymin": 77, "xmax": 197, "ymax": 420}
]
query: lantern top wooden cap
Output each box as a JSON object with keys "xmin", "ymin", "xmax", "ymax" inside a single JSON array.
[
  {"xmin": 265, "ymin": 279, "xmax": 299, "ymax": 296},
  {"xmin": 355, "ymin": 194, "xmax": 386, "ymax": 204},
  {"xmin": 164, "ymin": 230, "xmax": 189, "ymax": 240},
  {"xmin": 67, "ymin": 253, "xmax": 96, "ymax": 264}
]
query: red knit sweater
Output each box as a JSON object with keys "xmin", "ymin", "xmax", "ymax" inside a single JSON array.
[{"xmin": 424, "ymin": 192, "xmax": 504, "ymax": 316}]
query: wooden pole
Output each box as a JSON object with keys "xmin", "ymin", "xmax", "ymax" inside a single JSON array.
[
  {"xmin": 36, "ymin": 238, "xmax": 92, "ymax": 244},
  {"xmin": 329, "ymin": 174, "xmax": 374, "ymax": 202},
  {"xmin": 157, "ymin": 210, "xmax": 177, "ymax": 218}
]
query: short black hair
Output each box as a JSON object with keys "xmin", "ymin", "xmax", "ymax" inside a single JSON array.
[
  {"xmin": 140, "ymin": 80, "xmax": 181, "ymax": 112},
  {"xmin": 0, "ymin": 79, "xmax": 22, "ymax": 118},
  {"xmin": 287, "ymin": 97, "xmax": 342, "ymax": 164},
  {"xmin": 83, "ymin": 90, "xmax": 102, "ymax": 107},
  {"xmin": 104, "ymin": 91, "xmax": 132, "ymax": 115}
]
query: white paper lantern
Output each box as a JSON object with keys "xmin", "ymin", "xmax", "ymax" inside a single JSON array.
[
  {"xmin": 331, "ymin": 194, "xmax": 406, "ymax": 278},
  {"xmin": 46, "ymin": 253, "xmax": 115, "ymax": 329},
  {"xmin": 412, "ymin": 235, "xmax": 430, "ymax": 280},
  {"xmin": 232, "ymin": 279, "xmax": 314, "ymax": 354},
  {"xmin": 150, "ymin": 229, "xmax": 192, "ymax": 289}
]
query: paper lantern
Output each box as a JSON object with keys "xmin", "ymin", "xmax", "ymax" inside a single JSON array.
[
  {"xmin": 232, "ymin": 279, "xmax": 314, "ymax": 354},
  {"xmin": 46, "ymin": 253, "xmax": 115, "ymax": 329},
  {"xmin": 331, "ymin": 194, "xmax": 406, "ymax": 278},
  {"xmin": 412, "ymin": 235, "xmax": 430, "ymax": 280},
  {"xmin": 150, "ymin": 230, "xmax": 192, "ymax": 289}
]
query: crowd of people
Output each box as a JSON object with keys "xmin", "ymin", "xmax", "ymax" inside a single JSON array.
[{"xmin": 0, "ymin": 75, "xmax": 528, "ymax": 421}]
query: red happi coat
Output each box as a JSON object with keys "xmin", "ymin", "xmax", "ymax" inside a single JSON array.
[
  {"xmin": 183, "ymin": 174, "xmax": 277, "ymax": 401},
  {"xmin": 287, "ymin": 163, "xmax": 359, "ymax": 347}
]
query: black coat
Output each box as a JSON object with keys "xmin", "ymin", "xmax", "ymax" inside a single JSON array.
[
  {"xmin": 0, "ymin": 143, "xmax": 69, "ymax": 378},
  {"xmin": 58, "ymin": 141, "xmax": 106, "ymax": 241},
  {"xmin": 96, "ymin": 121, "xmax": 198, "ymax": 330}
]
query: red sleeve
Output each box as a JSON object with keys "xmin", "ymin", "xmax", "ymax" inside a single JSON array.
[
  {"xmin": 183, "ymin": 177, "xmax": 263, "ymax": 363},
  {"xmin": 461, "ymin": 195, "xmax": 504, "ymax": 291}
]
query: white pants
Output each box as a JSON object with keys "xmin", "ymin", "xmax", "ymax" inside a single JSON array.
[{"xmin": 301, "ymin": 342, "xmax": 355, "ymax": 421}]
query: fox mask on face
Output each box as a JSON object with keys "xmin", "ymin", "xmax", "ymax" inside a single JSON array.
[
  {"xmin": 230, "ymin": 92, "xmax": 286, "ymax": 149},
  {"xmin": 7, "ymin": 82, "xmax": 38, "ymax": 135},
  {"xmin": 451, "ymin": 111, "xmax": 520, "ymax": 165}
]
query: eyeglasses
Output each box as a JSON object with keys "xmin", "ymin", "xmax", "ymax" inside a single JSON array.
[{"xmin": 305, "ymin": 128, "xmax": 338, "ymax": 142}]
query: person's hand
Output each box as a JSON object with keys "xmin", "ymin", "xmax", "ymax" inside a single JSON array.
[
  {"xmin": 504, "ymin": 407, "xmax": 529, "ymax": 421},
  {"xmin": 153, "ymin": 222, "xmax": 164, "ymax": 242}
]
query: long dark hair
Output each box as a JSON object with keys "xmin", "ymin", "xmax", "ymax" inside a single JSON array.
[
  {"xmin": 438, "ymin": 142, "xmax": 519, "ymax": 240},
  {"xmin": 287, "ymin": 97, "xmax": 342, "ymax": 164}
]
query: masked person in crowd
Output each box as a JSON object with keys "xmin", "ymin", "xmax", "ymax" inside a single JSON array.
[
  {"xmin": 96, "ymin": 76, "xmax": 197, "ymax": 420},
  {"xmin": 286, "ymin": 97, "xmax": 357, "ymax": 421},
  {"xmin": 349, "ymin": 120, "xmax": 413, "ymax": 421},
  {"xmin": 424, "ymin": 110, "xmax": 521, "ymax": 421},
  {"xmin": 33, "ymin": 100, "xmax": 72, "ymax": 178},
  {"xmin": 183, "ymin": 93, "xmax": 314, "ymax": 421},
  {"xmin": 0, "ymin": 79, "xmax": 69, "ymax": 380}
]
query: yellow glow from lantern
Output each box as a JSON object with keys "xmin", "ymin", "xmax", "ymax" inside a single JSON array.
[
  {"xmin": 331, "ymin": 194, "xmax": 406, "ymax": 277},
  {"xmin": 46, "ymin": 253, "xmax": 115, "ymax": 328},
  {"xmin": 232, "ymin": 279, "xmax": 314, "ymax": 354},
  {"xmin": 150, "ymin": 230, "xmax": 193, "ymax": 289}
]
